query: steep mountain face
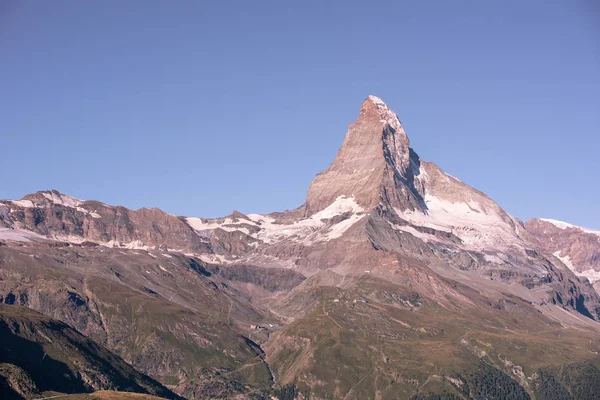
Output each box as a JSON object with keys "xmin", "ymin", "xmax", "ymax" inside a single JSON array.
[
  {"xmin": 525, "ymin": 218, "xmax": 600, "ymax": 288},
  {"xmin": 0, "ymin": 304, "xmax": 179, "ymax": 399},
  {"xmin": 305, "ymin": 96, "xmax": 523, "ymax": 252},
  {"xmin": 2, "ymin": 96, "xmax": 600, "ymax": 400},
  {"xmin": 305, "ymin": 96, "xmax": 424, "ymax": 215},
  {"xmin": 0, "ymin": 190, "xmax": 210, "ymax": 253}
]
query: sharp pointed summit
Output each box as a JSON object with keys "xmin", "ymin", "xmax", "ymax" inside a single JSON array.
[{"xmin": 305, "ymin": 95, "xmax": 423, "ymax": 216}]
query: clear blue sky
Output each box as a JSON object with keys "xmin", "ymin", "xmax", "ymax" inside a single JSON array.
[{"xmin": 1, "ymin": 1, "xmax": 599, "ymax": 228}]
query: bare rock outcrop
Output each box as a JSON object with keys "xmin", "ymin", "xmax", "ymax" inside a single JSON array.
[
  {"xmin": 0, "ymin": 190, "xmax": 210, "ymax": 253},
  {"xmin": 525, "ymin": 218, "xmax": 600, "ymax": 285}
]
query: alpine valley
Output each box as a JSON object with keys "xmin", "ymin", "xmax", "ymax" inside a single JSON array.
[{"xmin": 2, "ymin": 96, "xmax": 600, "ymax": 400}]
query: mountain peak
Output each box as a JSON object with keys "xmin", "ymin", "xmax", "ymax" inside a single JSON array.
[
  {"xmin": 304, "ymin": 95, "xmax": 420, "ymax": 216},
  {"xmin": 533, "ymin": 218, "xmax": 600, "ymax": 236},
  {"xmin": 362, "ymin": 94, "xmax": 387, "ymax": 109},
  {"xmin": 360, "ymin": 95, "xmax": 406, "ymax": 133},
  {"xmin": 362, "ymin": 95, "xmax": 393, "ymax": 113},
  {"xmin": 23, "ymin": 190, "xmax": 83, "ymax": 207}
]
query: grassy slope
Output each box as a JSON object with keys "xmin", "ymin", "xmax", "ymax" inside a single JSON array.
[
  {"xmin": 0, "ymin": 244, "xmax": 275, "ymax": 398},
  {"xmin": 265, "ymin": 275, "xmax": 600, "ymax": 399},
  {"xmin": 0, "ymin": 305, "xmax": 179, "ymax": 399}
]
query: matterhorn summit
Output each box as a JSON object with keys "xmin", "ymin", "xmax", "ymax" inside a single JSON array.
[{"xmin": 305, "ymin": 95, "xmax": 423, "ymax": 216}]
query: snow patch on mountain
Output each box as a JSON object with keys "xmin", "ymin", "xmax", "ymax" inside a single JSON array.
[
  {"xmin": 484, "ymin": 253, "xmax": 506, "ymax": 264},
  {"xmin": 248, "ymin": 196, "xmax": 364, "ymax": 244},
  {"xmin": 554, "ymin": 250, "xmax": 600, "ymax": 283},
  {"xmin": 7, "ymin": 192, "xmax": 102, "ymax": 219},
  {"xmin": 367, "ymin": 95, "xmax": 405, "ymax": 142},
  {"xmin": 187, "ymin": 196, "xmax": 364, "ymax": 246},
  {"xmin": 444, "ymin": 172, "xmax": 462, "ymax": 183},
  {"xmin": 553, "ymin": 250, "xmax": 576, "ymax": 270},
  {"xmin": 105, "ymin": 239, "xmax": 152, "ymax": 250},
  {"xmin": 10, "ymin": 200, "xmax": 35, "ymax": 208},
  {"xmin": 397, "ymin": 194, "xmax": 522, "ymax": 249},
  {"xmin": 577, "ymin": 269, "xmax": 600, "ymax": 283},
  {"xmin": 388, "ymin": 223, "xmax": 434, "ymax": 242},
  {"xmin": 197, "ymin": 253, "xmax": 231, "ymax": 264},
  {"xmin": 41, "ymin": 191, "xmax": 83, "ymax": 207},
  {"xmin": 185, "ymin": 217, "xmax": 254, "ymax": 235},
  {"xmin": 312, "ymin": 195, "xmax": 364, "ymax": 219},
  {"xmin": 0, "ymin": 228, "xmax": 49, "ymax": 242},
  {"xmin": 540, "ymin": 218, "xmax": 600, "ymax": 236}
]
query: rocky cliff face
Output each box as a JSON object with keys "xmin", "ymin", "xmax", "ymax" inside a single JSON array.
[
  {"xmin": 525, "ymin": 218, "xmax": 600, "ymax": 285},
  {"xmin": 0, "ymin": 190, "xmax": 210, "ymax": 253},
  {"xmin": 305, "ymin": 95, "xmax": 425, "ymax": 216}
]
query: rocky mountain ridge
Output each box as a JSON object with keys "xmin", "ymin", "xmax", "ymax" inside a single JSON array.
[
  {"xmin": 0, "ymin": 190, "xmax": 210, "ymax": 254},
  {"xmin": 526, "ymin": 218, "xmax": 600, "ymax": 289}
]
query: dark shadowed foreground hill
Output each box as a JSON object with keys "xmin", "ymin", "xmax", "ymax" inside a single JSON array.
[{"xmin": 0, "ymin": 304, "xmax": 180, "ymax": 400}]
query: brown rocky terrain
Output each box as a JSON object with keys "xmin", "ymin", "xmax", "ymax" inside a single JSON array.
[
  {"xmin": 0, "ymin": 241, "xmax": 278, "ymax": 398},
  {"xmin": 525, "ymin": 218, "xmax": 600, "ymax": 290},
  {"xmin": 0, "ymin": 190, "xmax": 210, "ymax": 254}
]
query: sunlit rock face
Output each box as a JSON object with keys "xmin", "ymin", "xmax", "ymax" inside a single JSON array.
[{"xmin": 526, "ymin": 218, "xmax": 600, "ymax": 285}]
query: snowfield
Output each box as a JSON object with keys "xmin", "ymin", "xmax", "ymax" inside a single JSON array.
[
  {"xmin": 540, "ymin": 218, "xmax": 600, "ymax": 237},
  {"xmin": 395, "ymin": 193, "xmax": 524, "ymax": 250},
  {"xmin": 553, "ymin": 250, "xmax": 600, "ymax": 283},
  {"xmin": 0, "ymin": 228, "xmax": 48, "ymax": 242},
  {"xmin": 187, "ymin": 196, "xmax": 365, "ymax": 245}
]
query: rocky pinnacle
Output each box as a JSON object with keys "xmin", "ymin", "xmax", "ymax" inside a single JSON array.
[{"xmin": 304, "ymin": 95, "xmax": 425, "ymax": 216}]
